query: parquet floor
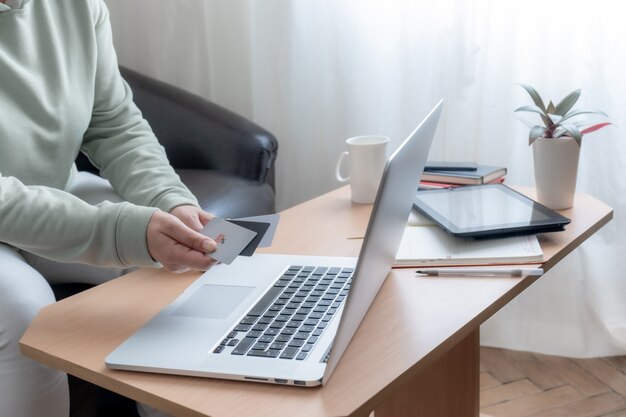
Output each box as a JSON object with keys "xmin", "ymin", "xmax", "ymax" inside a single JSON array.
[{"xmin": 480, "ymin": 347, "xmax": 626, "ymax": 417}]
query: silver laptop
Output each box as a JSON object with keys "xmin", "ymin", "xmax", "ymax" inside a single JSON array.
[{"xmin": 106, "ymin": 100, "xmax": 443, "ymax": 386}]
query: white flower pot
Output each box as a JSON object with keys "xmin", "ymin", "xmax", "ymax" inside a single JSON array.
[{"xmin": 532, "ymin": 137, "xmax": 580, "ymax": 210}]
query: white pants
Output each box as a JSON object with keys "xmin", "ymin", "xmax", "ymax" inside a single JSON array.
[{"xmin": 0, "ymin": 172, "xmax": 171, "ymax": 417}]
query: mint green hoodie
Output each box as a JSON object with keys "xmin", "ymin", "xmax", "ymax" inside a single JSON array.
[{"xmin": 0, "ymin": 0, "xmax": 199, "ymax": 267}]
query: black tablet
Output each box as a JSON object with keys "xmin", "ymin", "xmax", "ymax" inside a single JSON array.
[{"xmin": 413, "ymin": 184, "xmax": 571, "ymax": 238}]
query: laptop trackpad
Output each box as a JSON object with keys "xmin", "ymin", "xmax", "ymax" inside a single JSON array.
[{"xmin": 171, "ymin": 284, "xmax": 255, "ymax": 319}]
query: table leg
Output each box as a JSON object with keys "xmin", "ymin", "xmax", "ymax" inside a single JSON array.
[{"xmin": 374, "ymin": 329, "xmax": 479, "ymax": 417}]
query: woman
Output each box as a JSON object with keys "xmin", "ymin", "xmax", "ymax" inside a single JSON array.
[{"xmin": 0, "ymin": 0, "xmax": 217, "ymax": 415}]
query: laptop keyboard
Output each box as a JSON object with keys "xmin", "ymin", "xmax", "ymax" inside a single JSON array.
[{"xmin": 212, "ymin": 265, "xmax": 353, "ymax": 361}]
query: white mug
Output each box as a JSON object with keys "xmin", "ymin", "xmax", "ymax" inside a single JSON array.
[{"xmin": 335, "ymin": 135, "xmax": 389, "ymax": 204}]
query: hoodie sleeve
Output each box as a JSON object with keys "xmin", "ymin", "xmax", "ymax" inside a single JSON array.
[
  {"xmin": 0, "ymin": 173, "xmax": 159, "ymax": 267},
  {"xmin": 80, "ymin": 0, "xmax": 200, "ymax": 213}
]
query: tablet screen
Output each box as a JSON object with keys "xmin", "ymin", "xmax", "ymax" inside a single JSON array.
[{"xmin": 413, "ymin": 184, "xmax": 570, "ymax": 237}]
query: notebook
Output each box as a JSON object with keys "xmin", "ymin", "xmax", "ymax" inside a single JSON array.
[
  {"xmin": 105, "ymin": 101, "xmax": 444, "ymax": 387},
  {"xmin": 421, "ymin": 164, "xmax": 506, "ymax": 185},
  {"xmin": 394, "ymin": 211, "xmax": 544, "ymax": 266}
]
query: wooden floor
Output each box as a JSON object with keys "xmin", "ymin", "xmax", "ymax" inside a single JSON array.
[{"xmin": 480, "ymin": 348, "xmax": 626, "ymax": 417}]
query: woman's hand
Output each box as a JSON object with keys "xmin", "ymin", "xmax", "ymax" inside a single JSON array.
[
  {"xmin": 169, "ymin": 205, "xmax": 214, "ymax": 231},
  {"xmin": 146, "ymin": 208, "xmax": 216, "ymax": 273}
]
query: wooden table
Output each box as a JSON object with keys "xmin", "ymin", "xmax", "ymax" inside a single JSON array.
[{"xmin": 20, "ymin": 187, "xmax": 612, "ymax": 417}]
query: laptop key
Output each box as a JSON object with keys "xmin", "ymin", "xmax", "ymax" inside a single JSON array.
[
  {"xmin": 288, "ymin": 339, "xmax": 305, "ymax": 348},
  {"xmin": 213, "ymin": 345, "xmax": 224, "ymax": 353},
  {"xmin": 296, "ymin": 352, "xmax": 308, "ymax": 360},
  {"xmin": 234, "ymin": 324, "xmax": 251, "ymax": 332},
  {"xmin": 227, "ymin": 339, "xmax": 239, "ymax": 347},
  {"xmin": 231, "ymin": 337, "xmax": 255, "ymax": 355},
  {"xmin": 275, "ymin": 335, "xmax": 291, "ymax": 343},
  {"xmin": 263, "ymin": 329, "xmax": 280, "ymax": 336},
  {"xmin": 269, "ymin": 342, "xmax": 286, "ymax": 350},
  {"xmin": 240, "ymin": 315, "xmax": 258, "ymax": 324},
  {"xmin": 259, "ymin": 335, "xmax": 275, "ymax": 343},
  {"xmin": 275, "ymin": 314, "xmax": 291, "ymax": 322},
  {"xmin": 280, "ymin": 347, "xmax": 299, "ymax": 359},
  {"xmin": 247, "ymin": 349, "xmax": 280, "ymax": 358},
  {"xmin": 267, "ymin": 349, "xmax": 282, "ymax": 357},
  {"xmin": 269, "ymin": 321, "xmax": 286, "ymax": 329},
  {"xmin": 252, "ymin": 342, "xmax": 269, "ymax": 351}
]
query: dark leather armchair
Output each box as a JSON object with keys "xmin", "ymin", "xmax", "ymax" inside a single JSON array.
[
  {"xmin": 76, "ymin": 66, "xmax": 278, "ymax": 218},
  {"xmin": 55, "ymin": 67, "xmax": 278, "ymax": 417}
]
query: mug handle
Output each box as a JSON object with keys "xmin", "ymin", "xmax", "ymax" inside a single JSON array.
[{"xmin": 335, "ymin": 151, "xmax": 350, "ymax": 183}]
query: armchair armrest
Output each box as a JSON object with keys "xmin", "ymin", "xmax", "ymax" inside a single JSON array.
[{"xmin": 77, "ymin": 67, "xmax": 278, "ymax": 188}]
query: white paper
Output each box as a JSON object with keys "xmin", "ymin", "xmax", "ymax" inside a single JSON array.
[{"xmin": 395, "ymin": 224, "xmax": 543, "ymax": 266}]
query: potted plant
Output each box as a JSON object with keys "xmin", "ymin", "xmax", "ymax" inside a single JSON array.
[{"xmin": 515, "ymin": 85, "xmax": 611, "ymax": 209}]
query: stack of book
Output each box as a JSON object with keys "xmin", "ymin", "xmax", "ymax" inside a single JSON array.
[{"xmin": 419, "ymin": 162, "xmax": 507, "ymax": 190}]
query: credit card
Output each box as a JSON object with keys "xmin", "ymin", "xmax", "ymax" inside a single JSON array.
[{"xmin": 200, "ymin": 218, "xmax": 257, "ymax": 264}]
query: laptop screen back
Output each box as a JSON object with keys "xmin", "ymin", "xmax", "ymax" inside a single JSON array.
[{"xmin": 322, "ymin": 100, "xmax": 443, "ymax": 384}]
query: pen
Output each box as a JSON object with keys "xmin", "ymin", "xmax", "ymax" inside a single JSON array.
[{"xmin": 415, "ymin": 268, "xmax": 544, "ymax": 278}]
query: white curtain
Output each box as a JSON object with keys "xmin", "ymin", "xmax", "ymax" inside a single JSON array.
[{"xmin": 104, "ymin": 0, "xmax": 626, "ymax": 357}]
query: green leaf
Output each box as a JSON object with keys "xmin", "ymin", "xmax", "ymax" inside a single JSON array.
[
  {"xmin": 529, "ymin": 125, "xmax": 547, "ymax": 146},
  {"xmin": 560, "ymin": 108, "xmax": 609, "ymax": 124},
  {"xmin": 559, "ymin": 123, "xmax": 582, "ymax": 147},
  {"xmin": 547, "ymin": 101, "xmax": 556, "ymax": 114},
  {"xmin": 548, "ymin": 113, "xmax": 563, "ymax": 124},
  {"xmin": 514, "ymin": 105, "xmax": 552, "ymax": 128},
  {"xmin": 555, "ymin": 89, "xmax": 581, "ymax": 116},
  {"xmin": 553, "ymin": 126, "xmax": 568, "ymax": 138},
  {"xmin": 515, "ymin": 104, "xmax": 547, "ymax": 116},
  {"xmin": 519, "ymin": 84, "xmax": 547, "ymax": 112}
]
